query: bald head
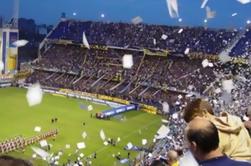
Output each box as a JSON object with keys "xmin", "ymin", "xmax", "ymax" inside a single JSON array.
[
  {"xmin": 186, "ymin": 118, "xmax": 219, "ymax": 154},
  {"xmin": 167, "ymin": 150, "xmax": 179, "ymax": 163}
]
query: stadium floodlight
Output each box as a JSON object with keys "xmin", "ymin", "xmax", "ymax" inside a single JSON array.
[
  {"xmin": 101, "ymin": 13, "xmax": 105, "ymax": 18},
  {"xmin": 178, "ymin": 18, "xmax": 182, "ymax": 22},
  {"xmin": 247, "ymin": 20, "xmax": 251, "ymax": 24}
]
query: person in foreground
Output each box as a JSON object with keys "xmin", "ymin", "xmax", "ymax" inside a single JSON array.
[
  {"xmin": 185, "ymin": 118, "xmax": 251, "ymax": 166},
  {"xmin": 183, "ymin": 98, "xmax": 251, "ymax": 161},
  {"xmin": 0, "ymin": 155, "xmax": 32, "ymax": 166}
]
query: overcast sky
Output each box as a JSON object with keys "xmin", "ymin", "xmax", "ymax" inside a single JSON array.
[{"xmin": 0, "ymin": 0, "xmax": 251, "ymax": 28}]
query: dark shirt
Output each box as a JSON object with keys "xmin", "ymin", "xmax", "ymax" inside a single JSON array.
[{"xmin": 199, "ymin": 156, "xmax": 251, "ymax": 166}]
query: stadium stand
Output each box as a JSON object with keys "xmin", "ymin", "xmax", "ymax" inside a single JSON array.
[{"xmin": 24, "ymin": 20, "xmax": 251, "ymax": 165}]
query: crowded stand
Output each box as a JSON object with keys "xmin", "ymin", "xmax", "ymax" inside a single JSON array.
[
  {"xmin": 48, "ymin": 20, "xmax": 238, "ymax": 54},
  {"xmin": 24, "ymin": 20, "xmax": 251, "ymax": 165}
]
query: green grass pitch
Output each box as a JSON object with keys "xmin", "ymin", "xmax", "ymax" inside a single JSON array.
[{"xmin": 0, "ymin": 87, "xmax": 162, "ymax": 166}]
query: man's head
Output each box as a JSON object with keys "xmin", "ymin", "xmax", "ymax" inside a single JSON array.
[
  {"xmin": 183, "ymin": 98, "xmax": 214, "ymax": 123},
  {"xmin": 0, "ymin": 155, "xmax": 32, "ymax": 166},
  {"xmin": 167, "ymin": 150, "xmax": 179, "ymax": 164},
  {"xmin": 185, "ymin": 118, "xmax": 220, "ymax": 161}
]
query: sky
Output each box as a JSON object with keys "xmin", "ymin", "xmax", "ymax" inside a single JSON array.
[{"xmin": 0, "ymin": 0, "xmax": 251, "ymax": 28}]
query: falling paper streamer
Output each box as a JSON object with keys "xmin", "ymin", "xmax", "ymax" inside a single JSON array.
[
  {"xmin": 232, "ymin": 13, "xmax": 238, "ymax": 17},
  {"xmin": 31, "ymin": 147, "xmax": 50, "ymax": 159},
  {"xmin": 122, "ymin": 54, "xmax": 133, "ymax": 69},
  {"xmin": 12, "ymin": 40, "xmax": 29, "ymax": 47},
  {"xmin": 161, "ymin": 34, "xmax": 168, "ymax": 40},
  {"xmin": 0, "ymin": 61, "xmax": 4, "ymax": 72},
  {"xmin": 77, "ymin": 142, "xmax": 86, "ymax": 149},
  {"xmin": 206, "ymin": 6, "xmax": 216, "ymax": 19},
  {"xmin": 82, "ymin": 32, "xmax": 90, "ymax": 49},
  {"xmin": 117, "ymin": 137, "xmax": 121, "ymax": 142},
  {"xmin": 166, "ymin": 0, "xmax": 179, "ymax": 18},
  {"xmin": 201, "ymin": 0, "xmax": 209, "ymax": 8},
  {"xmin": 178, "ymin": 28, "xmax": 183, "ymax": 34},
  {"xmin": 184, "ymin": 48, "xmax": 190, "ymax": 55},
  {"xmin": 34, "ymin": 126, "xmax": 42, "ymax": 132},
  {"xmin": 131, "ymin": 16, "xmax": 143, "ymax": 25},
  {"xmin": 54, "ymin": 161, "xmax": 59, "ymax": 165},
  {"xmin": 26, "ymin": 83, "xmax": 43, "ymax": 107},
  {"xmin": 142, "ymin": 139, "xmax": 147, "ymax": 145},
  {"xmin": 82, "ymin": 131, "xmax": 87, "ymax": 139},
  {"xmin": 153, "ymin": 38, "xmax": 157, "ymax": 45},
  {"xmin": 237, "ymin": 0, "xmax": 251, "ymax": 4},
  {"xmin": 100, "ymin": 129, "xmax": 106, "ymax": 141},
  {"xmin": 222, "ymin": 79, "xmax": 234, "ymax": 93}
]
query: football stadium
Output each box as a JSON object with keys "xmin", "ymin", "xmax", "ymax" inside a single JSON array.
[{"xmin": 0, "ymin": 0, "xmax": 251, "ymax": 166}]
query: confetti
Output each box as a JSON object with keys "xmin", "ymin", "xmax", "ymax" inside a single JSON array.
[
  {"xmin": 131, "ymin": 16, "xmax": 143, "ymax": 25},
  {"xmin": 142, "ymin": 139, "xmax": 147, "ymax": 145},
  {"xmin": 161, "ymin": 34, "xmax": 168, "ymax": 40},
  {"xmin": 34, "ymin": 126, "xmax": 42, "ymax": 132},
  {"xmin": 82, "ymin": 131, "xmax": 87, "ymax": 139},
  {"xmin": 184, "ymin": 48, "xmax": 190, "ymax": 55},
  {"xmin": 65, "ymin": 144, "xmax": 71, "ymax": 149},
  {"xmin": 87, "ymin": 105, "xmax": 93, "ymax": 111},
  {"xmin": 12, "ymin": 40, "xmax": 29, "ymax": 47},
  {"xmin": 178, "ymin": 28, "xmax": 183, "ymax": 34},
  {"xmin": 122, "ymin": 54, "xmax": 133, "ymax": 69},
  {"xmin": 40, "ymin": 140, "xmax": 48, "ymax": 147},
  {"xmin": 202, "ymin": 59, "xmax": 209, "ymax": 68},
  {"xmin": 77, "ymin": 142, "xmax": 86, "ymax": 149},
  {"xmin": 231, "ymin": 13, "xmax": 238, "ymax": 17},
  {"xmin": 206, "ymin": 6, "xmax": 216, "ymax": 19}
]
